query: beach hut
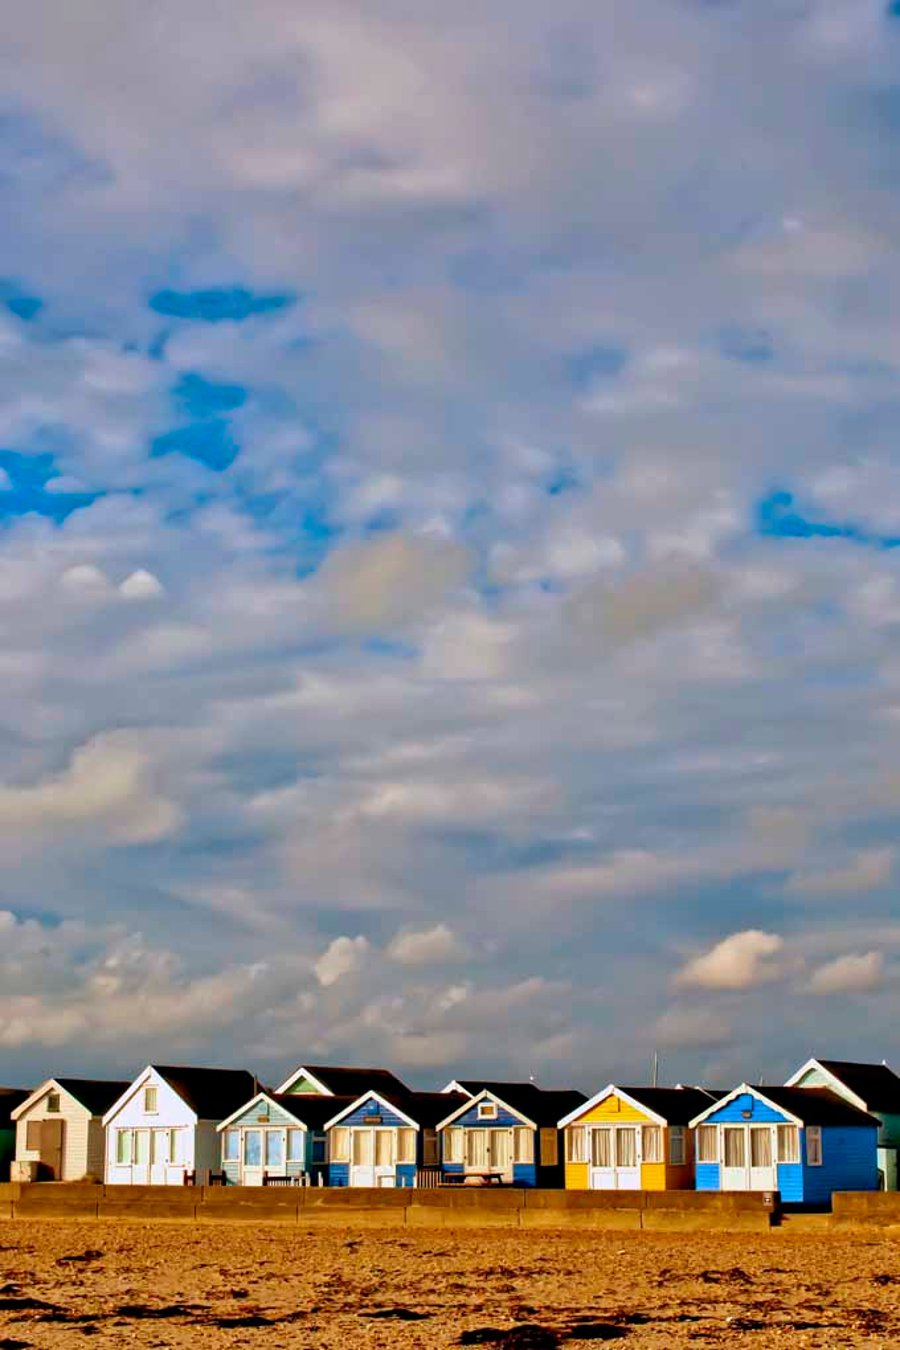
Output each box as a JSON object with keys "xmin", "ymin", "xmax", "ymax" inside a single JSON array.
[
  {"xmin": 786, "ymin": 1058, "xmax": 900, "ymax": 1190},
  {"xmin": 103, "ymin": 1065, "xmax": 256, "ymax": 1185},
  {"xmin": 11, "ymin": 1078, "xmax": 129, "ymax": 1182},
  {"xmin": 558, "ymin": 1085, "xmax": 720, "ymax": 1191},
  {"xmin": 276, "ymin": 1063, "xmax": 410, "ymax": 1097},
  {"xmin": 217, "ymin": 1091, "xmax": 351, "ymax": 1185},
  {"xmin": 324, "ymin": 1090, "xmax": 466, "ymax": 1187},
  {"xmin": 436, "ymin": 1083, "xmax": 586, "ymax": 1187},
  {"xmin": 0, "ymin": 1089, "xmax": 29, "ymax": 1181},
  {"xmin": 689, "ymin": 1084, "xmax": 879, "ymax": 1203}
]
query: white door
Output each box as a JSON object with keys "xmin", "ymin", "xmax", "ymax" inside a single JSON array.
[
  {"xmin": 149, "ymin": 1129, "xmax": 169, "ymax": 1184},
  {"xmin": 721, "ymin": 1125, "xmax": 777, "ymax": 1191},
  {"xmin": 588, "ymin": 1126, "xmax": 640, "ymax": 1189},
  {"xmin": 242, "ymin": 1129, "xmax": 264, "ymax": 1186},
  {"xmin": 132, "ymin": 1129, "xmax": 151, "ymax": 1184}
]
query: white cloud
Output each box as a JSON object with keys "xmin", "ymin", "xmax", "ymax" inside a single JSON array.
[
  {"xmin": 387, "ymin": 924, "xmax": 463, "ymax": 966},
  {"xmin": 314, "ymin": 935, "xmax": 370, "ymax": 987},
  {"xmin": 119, "ymin": 568, "xmax": 165, "ymax": 600},
  {"xmin": 60, "ymin": 563, "xmax": 112, "ymax": 597},
  {"xmin": 807, "ymin": 951, "xmax": 885, "ymax": 996},
  {"xmin": 674, "ymin": 930, "xmax": 785, "ymax": 992},
  {"xmin": 319, "ymin": 532, "xmax": 470, "ymax": 632}
]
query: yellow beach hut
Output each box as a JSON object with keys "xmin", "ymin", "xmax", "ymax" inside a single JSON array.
[{"xmin": 558, "ymin": 1085, "xmax": 721, "ymax": 1191}]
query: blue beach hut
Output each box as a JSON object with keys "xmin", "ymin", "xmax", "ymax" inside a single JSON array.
[
  {"xmin": 689, "ymin": 1084, "xmax": 879, "ymax": 1204},
  {"xmin": 324, "ymin": 1090, "xmax": 467, "ymax": 1187},
  {"xmin": 436, "ymin": 1083, "xmax": 586, "ymax": 1187}
]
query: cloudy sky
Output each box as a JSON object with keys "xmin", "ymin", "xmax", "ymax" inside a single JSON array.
[{"xmin": 1, "ymin": 0, "xmax": 900, "ymax": 1093}]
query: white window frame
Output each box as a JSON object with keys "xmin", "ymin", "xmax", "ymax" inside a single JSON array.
[
  {"xmin": 116, "ymin": 1129, "xmax": 133, "ymax": 1165},
  {"xmin": 223, "ymin": 1128, "xmax": 239, "ymax": 1162},
  {"xmin": 512, "ymin": 1127, "xmax": 533, "ymax": 1164},
  {"xmin": 668, "ymin": 1126, "xmax": 686, "ymax": 1166},
  {"xmin": 696, "ymin": 1125, "xmax": 718, "ymax": 1163},
  {"xmin": 330, "ymin": 1126, "xmax": 350, "ymax": 1163},
  {"xmin": 422, "ymin": 1129, "xmax": 439, "ymax": 1166},
  {"xmin": 566, "ymin": 1126, "xmax": 587, "ymax": 1164},
  {"xmin": 776, "ymin": 1125, "xmax": 799, "ymax": 1164},
  {"xmin": 397, "ymin": 1128, "xmax": 416, "ymax": 1164},
  {"xmin": 444, "ymin": 1127, "xmax": 463, "ymax": 1164},
  {"xmin": 477, "ymin": 1101, "xmax": 499, "ymax": 1120},
  {"xmin": 286, "ymin": 1128, "xmax": 304, "ymax": 1163},
  {"xmin": 806, "ymin": 1125, "xmax": 822, "ymax": 1167},
  {"xmin": 143, "ymin": 1086, "xmax": 158, "ymax": 1115},
  {"xmin": 642, "ymin": 1125, "xmax": 663, "ymax": 1164}
]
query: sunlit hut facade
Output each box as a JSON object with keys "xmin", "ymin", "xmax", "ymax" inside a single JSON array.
[{"xmin": 559, "ymin": 1086, "xmax": 721, "ymax": 1191}]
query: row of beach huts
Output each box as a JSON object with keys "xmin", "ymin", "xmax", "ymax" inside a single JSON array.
[{"xmin": 1, "ymin": 1056, "xmax": 898, "ymax": 1205}]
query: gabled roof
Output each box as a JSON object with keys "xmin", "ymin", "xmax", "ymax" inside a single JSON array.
[
  {"xmin": 324, "ymin": 1090, "xmax": 420, "ymax": 1131},
  {"xmin": 0, "ymin": 1088, "xmax": 30, "ymax": 1127},
  {"xmin": 12, "ymin": 1077, "xmax": 130, "ymax": 1120},
  {"xmin": 275, "ymin": 1064, "xmax": 410, "ymax": 1097},
  {"xmin": 218, "ymin": 1092, "xmax": 356, "ymax": 1132},
  {"xmin": 559, "ymin": 1084, "xmax": 724, "ymax": 1128},
  {"xmin": 786, "ymin": 1059, "xmax": 900, "ymax": 1115},
  {"xmin": 689, "ymin": 1083, "xmax": 881, "ymax": 1129},
  {"xmin": 153, "ymin": 1066, "xmax": 258, "ymax": 1119},
  {"xmin": 438, "ymin": 1083, "xmax": 586, "ymax": 1131}
]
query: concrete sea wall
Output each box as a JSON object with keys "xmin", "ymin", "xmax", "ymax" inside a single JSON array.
[{"xmin": 0, "ymin": 1183, "xmax": 774, "ymax": 1231}]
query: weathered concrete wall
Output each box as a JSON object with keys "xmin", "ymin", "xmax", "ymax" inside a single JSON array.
[
  {"xmin": 0, "ymin": 1181, "xmax": 779, "ymax": 1230},
  {"xmin": 831, "ymin": 1191, "xmax": 900, "ymax": 1227}
]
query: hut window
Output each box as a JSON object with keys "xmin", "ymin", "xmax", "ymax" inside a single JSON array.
[
  {"xmin": 143, "ymin": 1087, "xmax": 158, "ymax": 1115},
  {"xmin": 397, "ymin": 1128, "xmax": 416, "ymax": 1163},
  {"xmin": 444, "ymin": 1127, "xmax": 463, "ymax": 1163},
  {"xmin": 642, "ymin": 1126, "xmax": 663, "ymax": 1163},
  {"xmin": 422, "ymin": 1129, "xmax": 439, "ymax": 1165},
  {"xmin": 806, "ymin": 1126, "xmax": 822, "ymax": 1166},
  {"xmin": 616, "ymin": 1128, "xmax": 637, "ymax": 1168},
  {"xmin": 46, "ymin": 1093, "xmax": 61, "ymax": 1114},
  {"xmin": 490, "ymin": 1130, "xmax": 510, "ymax": 1169},
  {"xmin": 223, "ymin": 1129, "xmax": 239, "ymax": 1162},
  {"xmin": 116, "ymin": 1129, "xmax": 133, "ymax": 1165},
  {"xmin": 375, "ymin": 1130, "xmax": 394, "ymax": 1166},
  {"xmin": 466, "ymin": 1130, "xmax": 488, "ymax": 1168},
  {"xmin": 669, "ymin": 1127, "xmax": 686, "ymax": 1165},
  {"xmin": 265, "ymin": 1131, "xmax": 285, "ymax": 1169},
  {"xmin": 750, "ymin": 1128, "xmax": 772, "ymax": 1168},
  {"xmin": 591, "ymin": 1128, "xmax": 612, "ymax": 1168},
  {"xmin": 311, "ymin": 1133, "xmax": 326, "ymax": 1165},
  {"xmin": 512, "ymin": 1127, "xmax": 533, "ymax": 1164},
  {"xmin": 566, "ymin": 1127, "xmax": 587, "ymax": 1164},
  {"xmin": 777, "ymin": 1125, "xmax": 799, "ymax": 1163},
  {"xmin": 696, "ymin": 1125, "xmax": 717, "ymax": 1163},
  {"xmin": 477, "ymin": 1101, "xmax": 498, "ymax": 1120},
  {"xmin": 330, "ymin": 1127, "xmax": 350, "ymax": 1163},
  {"xmin": 723, "ymin": 1127, "xmax": 745, "ymax": 1168},
  {"xmin": 168, "ymin": 1130, "xmax": 180, "ymax": 1164},
  {"xmin": 539, "ymin": 1128, "xmax": 558, "ymax": 1167},
  {"xmin": 287, "ymin": 1129, "xmax": 304, "ymax": 1162}
]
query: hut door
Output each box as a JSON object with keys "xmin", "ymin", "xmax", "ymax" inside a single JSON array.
[
  {"xmin": 748, "ymin": 1126, "xmax": 776, "ymax": 1190},
  {"xmin": 350, "ymin": 1128, "xmax": 376, "ymax": 1186},
  {"xmin": 39, "ymin": 1119, "xmax": 65, "ymax": 1179},
  {"xmin": 721, "ymin": 1125, "xmax": 777, "ymax": 1191},
  {"xmin": 242, "ymin": 1129, "xmax": 264, "ymax": 1186},
  {"xmin": 588, "ymin": 1126, "xmax": 640, "ymax": 1189}
]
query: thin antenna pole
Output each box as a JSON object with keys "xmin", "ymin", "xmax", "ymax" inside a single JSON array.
[{"xmin": 652, "ymin": 1052, "xmax": 659, "ymax": 1089}]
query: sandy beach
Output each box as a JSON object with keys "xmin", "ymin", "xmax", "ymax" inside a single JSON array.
[{"xmin": 1, "ymin": 1220, "xmax": 899, "ymax": 1348}]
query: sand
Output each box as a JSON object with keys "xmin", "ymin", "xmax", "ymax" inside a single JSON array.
[{"xmin": 1, "ymin": 1220, "xmax": 899, "ymax": 1347}]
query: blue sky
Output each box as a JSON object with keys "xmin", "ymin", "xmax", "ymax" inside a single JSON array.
[{"xmin": 1, "ymin": 0, "xmax": 900, "ymax": 1091}]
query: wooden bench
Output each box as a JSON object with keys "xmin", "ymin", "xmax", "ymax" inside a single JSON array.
[{"xmin": 441, "ymin": 1171, "xmax": 510, "ymax": 1186}]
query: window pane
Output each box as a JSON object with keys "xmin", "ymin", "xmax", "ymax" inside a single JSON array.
[
  {"xmin": 697, "ymin": 1126, "xmax": 717, "ymax": 1163},
  {"xmin": 375, "ymin": 1130, "xmax": 393, "ymax": 1166},
  {"xmin": 490, "ymin": 1130, "xmax": 510, "ymax": 1168},
  {"xmin": 266, "ymin": 1131, "xmax": 284, "ymax": 1168},
  {"xmin": 616, "ymin": 1128, "xmax": 637, "ymax": 1168},
  {"xmin": 244, "ymin": 1131, "xmax": 262, "ymax": 1166},
  {"xmin": 397, "ymin": 1128, "xmax": 416, "ymax": 1163},
  {"xmin": 445, "ymin": 1127, "xmax": 462, "ymax": 1163},
  {"xmin": 807, "ymin": 1127, "xmax": 822, "ymax": 1166},
  {"xmin": 669, "ymin": 1127, "xmax": 686, "ymax": 1166},
  {"xmin": 422, "ymin": 1129, "xmax": 438, "ymax": 1165},
  {"xmin": 287, "ymin": 1129, "xmax": 304, "ymax": 1162},
  {"xmin": 592, "ymin": 1128, "xmax": 611, "ymax": 1168},
  {"xmin": 353, "ymin": 1131, "xmax": 374, "ymax": 1166},
  {"xmin": 134, "ymin": 1131, "xmax": 149, "ymax": 1164},
  {"xmin": 750, "ymin": 1128, "xmax": 772, "ymax": 1168},
  {"xmin": 151, "ymin": 1130, "xmax": 168, "ymax": 1164},
  {"xmin": 539, "ymin": 1128, "xmax": 558, "ymax": 1167},
  {"xmin": 642, "ymin": 1126, "xmax": 662, "ymax": 1163},
  {"xmin": 467, "ymin": 1130, "xmax": 487, "ymax": 1168},
  {"xmin": 47, "ymin": 1094, "xmax": 60, "ymax": 1114},
  {"xmin": 723, "ymin": 1127, "xmax": 745, "ymax": 1168},
  {"xmin": 777, "ymin": 1125, "xmax": 798, "ymax": 1164},
  {"xmin": 144, "ymin": 1087, "xmax": 157, "ymax": 1113},
  {"xmin": 224, "ymin": 1129, "xmax": 239, "ymax": 1162},
  {"xmin": 330, "ymin": 1127, "xmax": 349, "ymax": 1162},
  {"xmin": 512, "ymin": 1127, "xmax": 533, "ymax": 1163},
  {"xmin": 116, "ymin": 1129, "xmax": 132, "ymax": 1165},
  {"xmin": 566, "ymin": 1127, "xmax": 585, "ymax": 1164},
  {"xmin": 169, "ymin": 1130, "xmax": 179, "ymax": 1164}
]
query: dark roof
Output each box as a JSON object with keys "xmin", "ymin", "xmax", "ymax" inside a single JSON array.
[
  {"xmin": 54, "ymin": 1078, "xmax": 132, "ymax": 1116},
  {"xmin": 282, "ymin": 1065, "xmax": 411, "ymax": 1098},
  {"xmin": 617, "ymin": 1086, "xmax": 726, "ymax": 1125},
  {"xmin": 153, "ymin": 1067, "xmax": 258, "ymax": 1120},
  {"xmin": 0, "ymin": 1089, "xmax": 29, "ymax": 1126},
  {"xmin": 449, "ymin": 1083, "xmax": 587, "ymax": 1127},
  {"xmin": 741, "ymin": 1085, "xmax": 880, "ymax": 1128},
  {"xmin": 811, "ymin": 1060, "xmax": 900, "ymax": 1114},
  {"xmin": 268, "ymin": 1094, "xmax": 356, "ymax": 1128},
  {"xmin": 401, "ymin": 1091, "xmax": 469, "ymax": 1127}
]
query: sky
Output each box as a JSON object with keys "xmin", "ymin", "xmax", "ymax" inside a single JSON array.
[{"xmin": 1, "ymin": 0, "xmax": 900, "ymax": 1094}]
